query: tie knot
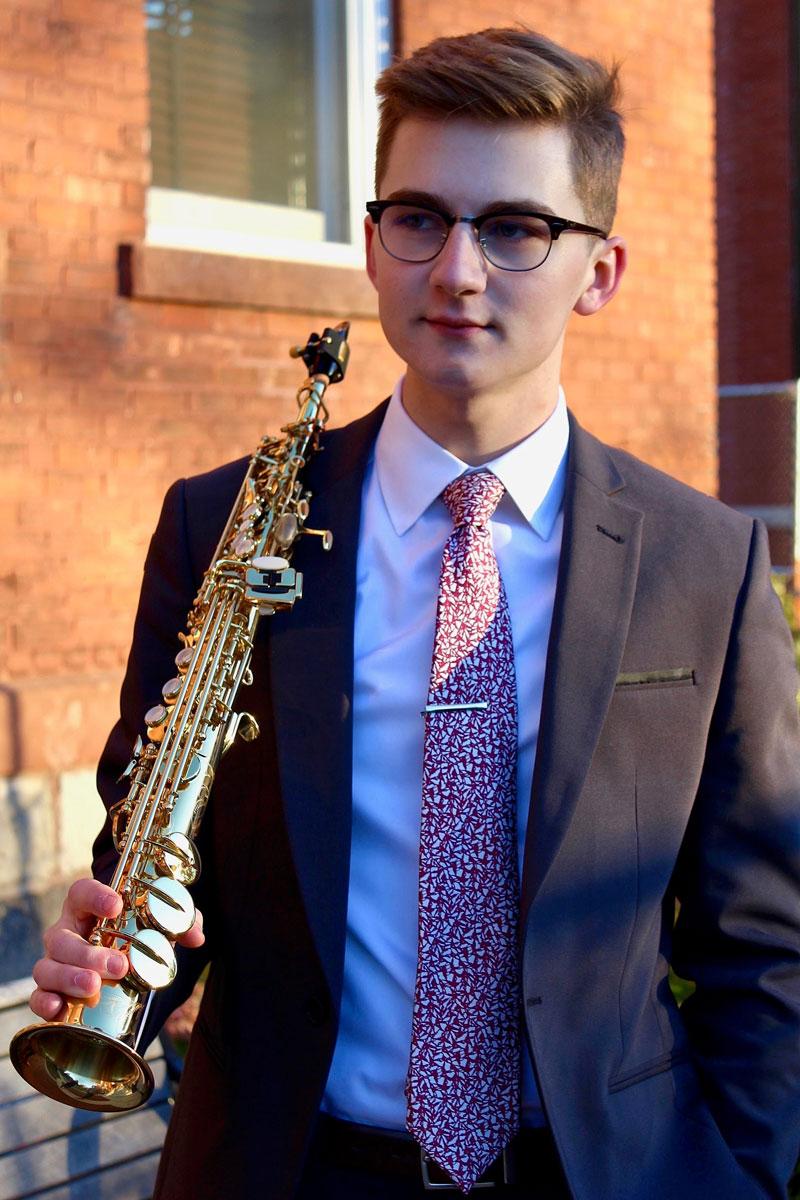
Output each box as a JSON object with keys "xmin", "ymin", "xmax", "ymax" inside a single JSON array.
[{"xmin": 442, "ymin": 470, "xmax": 505, "ymax": 528}]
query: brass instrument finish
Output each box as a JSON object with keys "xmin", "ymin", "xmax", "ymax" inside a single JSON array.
[{"xmin": 10, "ymin": 323, "xmax": 351, "ymax": 1112}]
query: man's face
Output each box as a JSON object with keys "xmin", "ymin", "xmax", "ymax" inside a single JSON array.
[{"xmin": 365, "ymin": 117, "xmax": 617, "ymax": 415}]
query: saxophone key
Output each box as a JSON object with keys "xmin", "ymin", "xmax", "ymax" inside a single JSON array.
[
  {"xmin": 274, "ymin": 513, "xmax": 298, "ymax": 547},
  {"xmin": 175, "ymin": 646, "xmax": 194, "ymax": 673},
  {"xmin": 178, "ymin": 753, "xmax": 202, "ymax": 784},
  {"xmin": 251, "ymin": 555, "xmax": 289, "ymax": 571},
  {"xmin": 141, "ymin": 876, "xmax": 195, "ymax": 938},
  {"xmin": 152, "ymin": 832, "xmax": 200, "ymax": 886},
  {"xmin": 237, "ymin": 712, "xmax": 259, "ymax": 742},
  {"xmin": 127, "ymin": 928, "xmax": 177, "ymax": 992},
  {"xmin": 117, "ymin": 735, "xmax": 144, "ymax": 783},
  {"xmin": 110, "ymin": 799, "xmax": 134, "ymax": 851},
  {"xmin": 240, "ymin": 501, "xmax": 261, "ymax": 523},
  {"xmin": 144, "ymin": 704, "xmax": 168, "ymax": 742},
  {"xmin": 302, "ymin": 527, "xmax": 334, "ymax": 550},
  {"xmin": 233, "ymin": 531, "xmax": 256, "ymax": 557},
  {"xmin": 245, "ymin": 562, "xmax": 302, "ymax": 610},
  {"xmin": 161, "ymin": 676, "xmax": 183, "ymax": 703},
  {"xmin": 221, "ymin": 710, "xmax": 260, "ymax": 757}
]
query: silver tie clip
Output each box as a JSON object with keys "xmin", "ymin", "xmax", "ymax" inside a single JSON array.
[{"xmin": 421, "ymin": 702, "xmax": 489, "ymax": 715}]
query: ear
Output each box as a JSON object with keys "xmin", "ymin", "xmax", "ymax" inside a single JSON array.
[
  {"xmin": 365, "ymin": 214, "xmax": 379, "ymax": 290},
  {"xmin": 573, "ymin": 236, "xmax": 627, "ymax": 316}
]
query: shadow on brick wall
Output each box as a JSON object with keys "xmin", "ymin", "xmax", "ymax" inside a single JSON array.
[
  {"xmin": 0, "ymin": 682, "xmax": 48, "ymax": 984},
  {"xmin": 0, "ymin": 894, "xmax": 47, "ymax": 984}
]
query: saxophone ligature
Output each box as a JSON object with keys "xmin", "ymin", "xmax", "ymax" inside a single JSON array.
[{"xmin": 9, "ymin": 321, "xmax": 351, "ymax": 1111}]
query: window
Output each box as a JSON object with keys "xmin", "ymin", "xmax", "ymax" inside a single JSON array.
[{"xmin": 144, "ymin": 0, "xmax": 392, "ymax": 266}]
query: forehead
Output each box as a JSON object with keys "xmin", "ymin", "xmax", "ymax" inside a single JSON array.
[{"xmin": 379, "ymin": 116, "xmax": 581, "ymax": 214}]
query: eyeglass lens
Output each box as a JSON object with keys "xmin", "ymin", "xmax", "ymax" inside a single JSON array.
[{"xmin": 377, "ymin": 204, "xmax": 554, "ymax": 270}]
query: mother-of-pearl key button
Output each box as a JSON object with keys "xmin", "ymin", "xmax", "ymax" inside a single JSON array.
[
  {"xmin": 162, "ymin": 677, "xmax": 182, "ymax": 702},
  {"xmin": 232, "ymin": 532, "xmax": 255, "ymax": 556},
  {"xmin": 175, "ymin": 647, "xmax": 194, "ymax": 672},
  {"xmin": 251, "ymin": 556, "xmax": 289, "ymax": 571}
]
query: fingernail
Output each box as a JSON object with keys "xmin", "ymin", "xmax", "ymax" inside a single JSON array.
[
  {"xmin": 108, "ymin": 953, "xmax": 127, "ymax": 974},
  {"xmin": 75, "ymin": 971, "xmax": 96, "ymax": 991}
]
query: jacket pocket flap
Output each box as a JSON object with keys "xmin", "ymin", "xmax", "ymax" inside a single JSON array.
[{"xmin": 609, "ymin": 1047, "xmax": 690, "ymax": 1092}]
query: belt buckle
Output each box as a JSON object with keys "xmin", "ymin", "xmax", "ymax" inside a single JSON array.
[{"xmin": 420, "ymin": 1148, "xmax": 510, "ymax": 1190}]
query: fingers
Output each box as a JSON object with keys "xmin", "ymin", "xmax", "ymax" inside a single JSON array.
[
  {"xmin": 28, "ymin": 988, "xmax": 68, "ymax": 1022},
  {"xmin": 28, "ymin": 981, "xmax": 102, "ymax": 1021},
  {"xmin": 28, "ymin": 877, "xmax": 126, "ymax": 1023},
  {"xmin": 177, "ymin": 908, "xmax": 205, "ymax": 950},
  {"xmin": 32, "ymin": 929, "xmax": 129, "ymax": 1012},
  {"xmin": 59, "ymin": 878, "xmax": 122, "ymax": 937},
  {"xmin": 38, "ymin": 927, "xmax": 129, "ymax": 986},
  {"xmin": 28, "ymin": 881, "xmax": 204, "ymax": 1024}
]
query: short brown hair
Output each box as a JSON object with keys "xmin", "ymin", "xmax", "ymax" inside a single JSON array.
[{"xmin": 375, "ymin": 28, "xmax": 625, "ymax": 232}]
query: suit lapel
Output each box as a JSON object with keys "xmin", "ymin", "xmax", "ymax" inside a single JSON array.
[
  {"xmin": 520, "ymin": 417, "xmax": 643, "ymax": 917},
  {"xmin": 267, "ymin": 401, "xmax": 388, "ymax": 1000}
]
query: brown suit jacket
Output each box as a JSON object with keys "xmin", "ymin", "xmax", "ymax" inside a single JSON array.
[{"xmin": 94, "ymin": 405, "xmax": 800, "ymax": 1199}]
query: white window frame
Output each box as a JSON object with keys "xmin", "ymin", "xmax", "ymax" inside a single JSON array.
[{"xmin": 145, "ymin": 0, "xmax": 391, "ymax": 267}]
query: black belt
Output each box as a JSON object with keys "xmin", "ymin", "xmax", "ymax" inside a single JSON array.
[{"xmin": 311, "ymin": 1114, "xmax": 561, "ymax": 1191}]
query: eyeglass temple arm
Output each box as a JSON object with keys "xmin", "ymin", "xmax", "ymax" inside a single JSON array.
[{"xmin": 551, "ymin": 217, "xmax": 609, "ymax": 239}]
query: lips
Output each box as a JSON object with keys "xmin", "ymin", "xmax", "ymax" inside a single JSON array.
[{"xmin": 423, "ymin": 314, "xmax": 489, "ymax": 332}]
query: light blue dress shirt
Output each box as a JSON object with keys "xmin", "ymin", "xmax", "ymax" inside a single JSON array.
[{"xmin": 322, "ymin": 380, "xmax": 569, "ymax": 1130}]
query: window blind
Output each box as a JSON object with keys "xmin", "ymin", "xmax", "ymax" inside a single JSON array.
[{"xmin": 146, "ymin": 0, "xmax": 350, "ymax": 242}]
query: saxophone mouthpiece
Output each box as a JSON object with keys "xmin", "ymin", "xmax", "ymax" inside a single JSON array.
[
  {"xmin": 289, "ymin": 325, "xmax": 349, "ymax": 381},
  {"xmin": 289, "ymin": 331, "xmax": 321, "ymax": 360}
]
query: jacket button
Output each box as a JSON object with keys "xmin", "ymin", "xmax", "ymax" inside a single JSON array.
[{"xmin": 304, "ymin": 992, "xmax": 330, "ymax": 1027}]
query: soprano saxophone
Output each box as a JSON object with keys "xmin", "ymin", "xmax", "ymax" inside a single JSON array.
[{"xmin": 10, "ymin": 322, "xmax": 350, "ymax": 1112}]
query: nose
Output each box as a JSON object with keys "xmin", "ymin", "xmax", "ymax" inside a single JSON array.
[{"xmin": 427, "ymin": 221, "xmax": 488, "ymax": 296}]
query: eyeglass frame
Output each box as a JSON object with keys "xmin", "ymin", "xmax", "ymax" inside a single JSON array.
[{"xmin": 365, "ymin": 199, "xmax": 609, "ymax": 272}]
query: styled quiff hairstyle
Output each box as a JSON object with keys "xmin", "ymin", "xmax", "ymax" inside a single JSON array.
[{"xmin": 375, "ymin": 28, "xmax": 625, "ymax": 232}]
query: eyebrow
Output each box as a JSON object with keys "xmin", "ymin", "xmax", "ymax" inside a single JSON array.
[{"xmin": 383, "ymin": 188, "xmax": 559, "ymax": 218}]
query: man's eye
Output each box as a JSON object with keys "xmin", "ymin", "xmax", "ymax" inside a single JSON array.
[
  {"xmin": 484, "ymin": 217, "xmax": 549, "ymax": 241},
  {"xmin": 392, "ymin": 209, "xmax": 439, "ymax": 232}
]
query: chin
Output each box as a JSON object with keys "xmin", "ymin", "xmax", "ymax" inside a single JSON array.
[
  {"xmin": 413, "ymin": 363, "xmax": 490, "ymax": 398},
  {"xmin": 404, "ymin": 346, "xmax": 495, "ymax": 392}
]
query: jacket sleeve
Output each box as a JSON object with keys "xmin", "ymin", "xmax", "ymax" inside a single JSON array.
[
  {"xmin": 672, "ymin": 519, "xmax": 800, "ymax": 1199},
  {"xmin": 92, "ymin": 478, "xmax": 213, "ymax": 1036}
]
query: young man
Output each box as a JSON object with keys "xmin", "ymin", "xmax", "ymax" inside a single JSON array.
[{"xmin": 28, "ymin": 28, "xmax": 800, "ymax": 1200}]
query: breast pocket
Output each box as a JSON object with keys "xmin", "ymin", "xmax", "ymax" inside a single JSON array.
[{"xmin": 615, "ymin": 668, "xmax": 696, "ymax": 692}]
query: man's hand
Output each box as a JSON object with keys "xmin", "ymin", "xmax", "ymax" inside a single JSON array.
[{"xmin": 29, "ymin": 877, "xmax": 205, "ymax": 1021}]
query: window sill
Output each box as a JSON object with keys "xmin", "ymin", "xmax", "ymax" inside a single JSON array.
[{"xmin": 117, "ymin": 243, "xmax": 378, "ymax": 318}]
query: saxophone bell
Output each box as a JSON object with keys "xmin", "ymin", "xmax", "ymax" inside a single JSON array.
[{"xmin": 10, "ymin": 1015, "xmax": 156, "ymax": 1112}]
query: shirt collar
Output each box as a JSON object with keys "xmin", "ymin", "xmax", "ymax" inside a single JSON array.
[{"xmin": 374, "ymin": 378, "xmax": 569, "ymax": 540}]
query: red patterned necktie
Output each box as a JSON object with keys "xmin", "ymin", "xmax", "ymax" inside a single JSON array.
[{"xmin": 406, "ymin": 469, "xmax": 521, "ymax": 1193}]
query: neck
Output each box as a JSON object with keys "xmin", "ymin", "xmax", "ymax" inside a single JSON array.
[{"xmin": 401, "ymin": 371, "xmax": 561, "ymax": 465}]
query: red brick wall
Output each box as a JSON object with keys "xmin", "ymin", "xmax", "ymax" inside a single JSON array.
[
  {"xmin": 714, "ymin": 0, "xmax": 796, "ymax": 568},
  {"xmin": 1, "ymin": 0, "xmax": 717, "ymax": 781},
  {"xmin": 716, "ymin": 0, "xmax": 794, "ymax": 386}
]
